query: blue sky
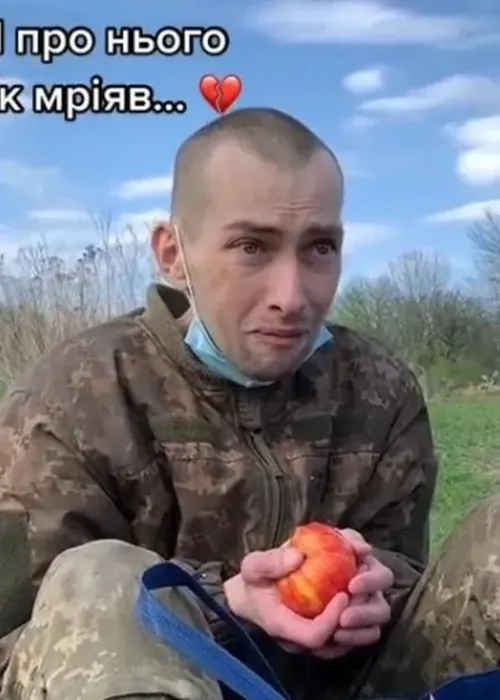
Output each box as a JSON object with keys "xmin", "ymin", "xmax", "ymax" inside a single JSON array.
[{"xmin": 1, "ymin": 0, "xmax": 500, "ymax": 287}]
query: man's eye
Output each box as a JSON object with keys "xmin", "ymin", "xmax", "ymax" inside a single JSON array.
[
  {"xmin": 313, "ymin": 239, "xmax": 337, "ymax": 255},
  {"xmin": 238, "ymin": 240, "xmax": 263, "ymax": 255}
]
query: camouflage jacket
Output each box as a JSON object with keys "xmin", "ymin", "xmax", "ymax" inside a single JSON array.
[{"xmin": 0, "ymin": 284, "xmax": 438, "ymax": 687}]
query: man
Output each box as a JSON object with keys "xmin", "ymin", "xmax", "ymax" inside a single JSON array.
[{"xmin": 0, "ymin": 108, "xmax": 498, "ymax": 700}]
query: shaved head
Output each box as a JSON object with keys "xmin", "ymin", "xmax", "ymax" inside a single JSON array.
[{"xmin": 171, "ymin": 107, "xmax": 343, "ymax": 234}]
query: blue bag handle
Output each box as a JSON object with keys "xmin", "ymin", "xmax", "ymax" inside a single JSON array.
[
  {"xmin": 137, "ymin": 561, "xmax": 500, "ymax": 700},
  {"xmin": 426, "ymin": 666, "xmax": 500, "ymax": 699},
  {"xmin": 136, "ymin": 561, "xmax": 291, "ymax": 699}
]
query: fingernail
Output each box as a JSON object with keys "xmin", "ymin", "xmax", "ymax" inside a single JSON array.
[
  {"xmin": 283, "ymin": 547, "xmax": 302, "ymax": 567},
  {"xmin": 334, "ymin": 592, "xmax": 349, "ymax": 608}
]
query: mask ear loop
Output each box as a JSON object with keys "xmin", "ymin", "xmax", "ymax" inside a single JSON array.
[
  {"xmin": 172, "ymin": 223, "xmax": 224, "ymax": 351},
  {"xmin": 172, "ymin": 223, "xmax": 199, "ymax": 318}
]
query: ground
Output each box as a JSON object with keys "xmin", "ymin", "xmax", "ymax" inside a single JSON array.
[{"xmin": 429, "ymin": 394, "xmax": 500, "ymax": 554}]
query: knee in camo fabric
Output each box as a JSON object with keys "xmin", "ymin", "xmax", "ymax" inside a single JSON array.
[
  {"xmin": 2, "ymin": 540, "xmax": 222, "ymax": 700},
  {"xmin": 357, "ymin": 494, "xmax": 500, "ymax": 698}
]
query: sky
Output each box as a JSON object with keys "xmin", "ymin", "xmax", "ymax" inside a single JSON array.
[{"xmin": 0, "ymin": 0, "xmax": 500, "ymax": 289}]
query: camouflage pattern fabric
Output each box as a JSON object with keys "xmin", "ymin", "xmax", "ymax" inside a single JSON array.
[
  {"xmin": 0, "ymin": 283, "xmax": 439, "ymax": 697},
  {"xmin": 1, "ymin": 539, "xmax": 223, "ymax": 699},
  {"xmin": 353, "ymin": 493, "xmax": 500, "ymax": 699},
  {"xmin": 2, "ymin": 496, "xmax": 500, "ymax": 699}
]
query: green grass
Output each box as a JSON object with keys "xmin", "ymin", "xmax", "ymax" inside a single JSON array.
[{"xmin": 429, "ymin": 395, "xmax": 500, "ymax": 553}]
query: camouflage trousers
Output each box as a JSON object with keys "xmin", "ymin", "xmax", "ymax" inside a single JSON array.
[{"xmin": 2, "ymin": 497, "xmax": 500, "ymax": 700}]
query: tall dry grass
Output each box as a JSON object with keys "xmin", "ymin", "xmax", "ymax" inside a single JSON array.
[
  {"xmin": 1, "ymin": 226, "xmax": 499, "ymax": 401},
  {"xmin": 0, "ymin": 225, "xmax": 157, "ymax": 388}
]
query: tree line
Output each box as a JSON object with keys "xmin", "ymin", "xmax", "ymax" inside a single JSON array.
[
  {"xmin": 333, "ymin": 213, "xmax": 500, "ymax": 397},
  {"xmin": 0, "ymin": 213, "xmax": 499, "ymax": 399}
]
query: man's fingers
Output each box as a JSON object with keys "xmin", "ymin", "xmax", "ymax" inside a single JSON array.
[
  {"xmin": 278, "ymin": 639, "xmax": 351, "ymax": 660},
  {"xmin": 333, "ymin": 626, "xmax": 382, "ymax": 647},
  {"xmin": 312, "ymin": 644, "xmax": 352, "ymax": 660},
  {"xmin": 340, "ymin": 593, "xmax": 391, "ymax": 629},
  {"xmin": 349, "ymin": 593, "xmax": 369, "ymax": 607},
  {"xmin": 340, "ymin": 529, "xmax": 372, "ymax": 556},
  {"xmin": 270, "ymin": 592, "xmax": 349, "ymax": 650},
  {"xmin": 348, "ymin": 557, "xmax": 394, "ymax": 595},
  {"xmin": 241, "ymin": 547, "xmax": 303, "ymax": 584}
]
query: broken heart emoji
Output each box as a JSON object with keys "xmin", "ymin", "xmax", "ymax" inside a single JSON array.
[{"xmin": 199, "ymin": 74, "xmax": 242, "ymax": 114}]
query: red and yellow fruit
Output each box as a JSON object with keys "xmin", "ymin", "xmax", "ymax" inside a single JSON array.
[{"xmin": 277, "ymin": 522, "xmax": 358, "ymax": 619}]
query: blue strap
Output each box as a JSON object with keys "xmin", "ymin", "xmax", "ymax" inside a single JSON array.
[
  {"xmin": 136, "ymin": 561, "xmax": 500, "ymax": 700},
  {"xmin": 423, "ymin": 666, "xmax": 500, "ymax": 699},
  {"xmin": 136, "ymin": 561, "xmax": 291, "ymax": 700}
]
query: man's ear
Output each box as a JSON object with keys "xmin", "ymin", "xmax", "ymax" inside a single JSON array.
[{"xmin": 151, "ymin": 222, "xmax": 186, "ymax": 284}]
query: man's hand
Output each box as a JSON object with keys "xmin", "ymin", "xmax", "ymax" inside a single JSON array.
[
  {"xmin": 334, "ymin": 564, "xmax": 392, "ymax": 647},
  {"xmin": 275, "ymin": 529, "xmax": 394, "ymax": 660},
  {"xmin": 224, "ymin": 546, "xmax": 349, "ymax": 652},
  {"xmin": 314, "ymin": 529, "xmax": 393, "ymax": 657}
]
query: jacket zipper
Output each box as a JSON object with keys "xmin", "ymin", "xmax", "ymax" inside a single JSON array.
[
  {"xmin": 155, "ymin": 375, "xmax": 310, "ymax": 694},
  {"xmin": 247, "ymin": 428, "xmax": 289, "ymax": 548},
  {"xmin": 248, "ymin": 430, "xmax": 313, "ymax": 700}
]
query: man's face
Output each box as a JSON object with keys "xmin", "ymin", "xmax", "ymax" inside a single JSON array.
[{"xmin": 170, "ymin": 142, "xmax": 343, "ymax": 380}]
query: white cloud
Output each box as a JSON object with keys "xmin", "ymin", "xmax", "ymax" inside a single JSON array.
[
  {"xmin": 359, "ymin": 75, "xmax": 500, "ymax": 115},
  {"xmin": 117, "ymin": 208, "xmax": 169, "ymax": 228},
  {"xmin": 28, "ymin": 208, "xmax": 89, "ymax": 223},
  {"xmin": 449, "ymin": 115, "xmax": 500, "ymax": 148},
  {"xmin": 250, "ymin": 0, "xmax": 498, "ymax": 47},
  {"xmin": 112, "ymin": 175, "xmax": 173, "ymax": 200},
  {"xmin": 0, "ymin": 160, "xmax": 63, "ymax": 201},
  {"xmin": 343, "ymin": 115, "xmax": 378, "ymax": 131},
  {"xmin": 342, "ymin": 66, "xmax": 386, "ymax": 95},
  {"xmin": 116, "ymin": 209, "xmax": 170, "ymax": 243},
  {"xmin": 0, "ymin": 225, "xmax": 94, "ymax": 261},
  {"xmin": 446, "ymin": 115, "xmax": 500, "ymax": 186},
  {"xmin": 423, "ymin": 199, "xmax": 500, "ymax": 224},
  {"xmin": 25, "ymin": 206, "xmax": 168, "ymax": 229},
  {"xmin": 343, "ymin": 222, "xmax": 394, "ymax": 251},
  {"xmin": 458, "ymin": 150, "xmax": 500, "ymax": 185},
  {"xmin": 23, "ymin": 207, "xmax": 170, "ymax": 244},
  {"xmin": 0, "ymin": 209, "xmax": 168, "ymax": 261}
]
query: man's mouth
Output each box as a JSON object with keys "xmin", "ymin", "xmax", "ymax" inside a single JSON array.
[{"xmin": 253, "ymin": 328, "xmax": 307, "ymax": 347}]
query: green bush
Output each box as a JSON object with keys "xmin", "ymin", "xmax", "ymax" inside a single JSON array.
[{"xmin": 426, "ymin": 358, "xmax": 486, "ymax": 395}]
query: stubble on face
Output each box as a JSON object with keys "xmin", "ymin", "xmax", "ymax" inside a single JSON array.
[{"xmin": 177, "ymin": 142, "xmax": 344, "ymax": 379}]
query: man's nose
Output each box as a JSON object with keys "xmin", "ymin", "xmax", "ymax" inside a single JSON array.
[{"xmin": 268, "ymin": 262, "xmax": 308, "ymax": 315}]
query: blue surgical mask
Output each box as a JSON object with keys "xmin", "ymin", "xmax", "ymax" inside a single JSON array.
[
  {"xmin": 169, "ymin": 223, "xmax": 333, "ymax": 388},
  {"xmin": 185, "ymin": 316, "xmax": 332, "ymax": 388}
]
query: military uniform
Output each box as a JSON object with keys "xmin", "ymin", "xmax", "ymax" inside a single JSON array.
[{"xmin": 0, "ymin": 285, "xmax": 497, "ymax": 699}]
